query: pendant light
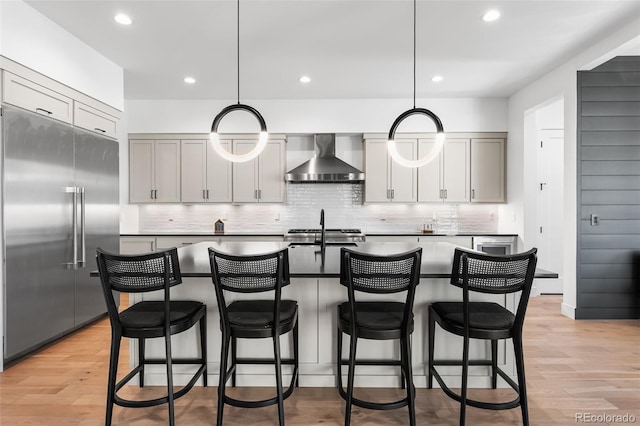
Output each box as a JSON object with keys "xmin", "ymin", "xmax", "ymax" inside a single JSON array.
[
  {"xmin": 387, "ymin": 0, "xmax": 445, "ymax": 168},
  {"xmin": 209, "ymin": 0, "xmax": 268, "ymax": 162}
]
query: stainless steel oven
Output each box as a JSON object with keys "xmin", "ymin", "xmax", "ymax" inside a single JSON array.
[{"xmin": 472, "ymin": 236, "xmax": 516, "ymax": 256}]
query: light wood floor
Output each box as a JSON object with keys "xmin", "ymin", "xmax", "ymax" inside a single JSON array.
[{"xmin": 0, "ymin": 295, "xmax": 638, "ymax": 425}]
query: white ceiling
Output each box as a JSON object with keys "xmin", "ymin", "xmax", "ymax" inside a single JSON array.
[{"xmin": 24, "ymin": 0, "xmax": 640, "ymax": 101}]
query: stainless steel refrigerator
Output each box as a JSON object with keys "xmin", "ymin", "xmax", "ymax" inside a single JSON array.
[{"xmin": 2, "ymin": 104, "xmax": 119, "ymax": 362}]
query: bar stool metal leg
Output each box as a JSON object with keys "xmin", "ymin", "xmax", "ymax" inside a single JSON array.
[
  {"xmin": 345, "ymin": 333, "xmax": 358, "ymax": 426},
  {"xmin": 105, "ymin": 332, "xmax": 121, "ymax": 426},
  {"xmin": 217, "ymin": 331, "xmax": 230, "ymax": 426},
  {"xmin": 138, "ymin": 338, "xmax": 145, "ymax": 387},
  {"xmin": 491, "ymin": 339, "xmax": 498, "ymax": 389},
  {"xmin": 514, "ymin": 334, "xmax": 530, "ymax": 426},
  {"xmin": 273, "ymin": 334, "xmax": 285, "ymax": 426},
  {"xmin": 164, "ymin": 331, "xmax": 175, "ymax": 426}
]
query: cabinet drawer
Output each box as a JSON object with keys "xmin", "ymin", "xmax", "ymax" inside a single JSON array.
[
  {"xmin": 2, "ymin": 71, "xmax": 73, "ymax": 124},
  {"xmin": 74, "ymin": 101, "xmax": 118, "ymax": 138}
]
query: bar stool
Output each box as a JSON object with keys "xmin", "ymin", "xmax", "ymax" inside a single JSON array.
[
  {"xmin": 428, "ymin": 248, "xmax": 537, "ymax": 426},
  {"xmin": 337, "ymin": 247, "xmax": 422, "ymax": 426},
  {"xmin": 96, "ymin": 248, "xmax": 207, "ymax": 426},
  {"xmin": 208, "ymin": 247, "xmax": 298, "ymax": 426}
]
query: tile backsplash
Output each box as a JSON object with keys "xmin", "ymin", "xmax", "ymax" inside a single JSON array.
[{"xmin": 138, "ymin": 183, "xmax": 499, "ymax": 234}]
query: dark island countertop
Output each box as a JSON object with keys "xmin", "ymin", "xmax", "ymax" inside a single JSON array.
[{"xmin": 171, "ymin": 241, "xmax": 558, "ymax": 279}]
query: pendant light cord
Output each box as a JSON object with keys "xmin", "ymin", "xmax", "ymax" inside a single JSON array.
[
  {"xmin": 413, "ymin": 0, "xmax": 416, "ymax": 109},
  {"xmin": 237, "ymin": 0, "xmax": 240, "ymax": 105}
]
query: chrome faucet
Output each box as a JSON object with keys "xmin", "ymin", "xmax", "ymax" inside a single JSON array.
[{"xmin": 320, "ymin": 209, "xmax": 326, "ymax": 251}]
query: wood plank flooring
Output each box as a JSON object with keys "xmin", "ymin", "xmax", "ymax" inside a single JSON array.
[{"xmin": 0, "ymin": 295, "xmax": 638, "ymax": 425}]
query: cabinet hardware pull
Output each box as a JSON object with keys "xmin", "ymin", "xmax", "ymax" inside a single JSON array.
[
  {"xmin": 151, "ymin": 189, "xmax": 154, "ymax": 200},
  {"xmin": 255, "ymin": 189, "xmax": 258, "ymax": 199},
  {"xmin": 258, "ymin": 189, "xmax": 262, "ymax": 199},
  {"xmin": 94, "ymin": 128, "xmax": 106, "ymax": 133},
  {"xmin": 391, "ymin": 189, "xmax": 395, "ymax": 199},
  {"xmin": 444, "ymin": 189, "xmax": 448, "ymax": 199},
  {"xmin": 439, "ymin": 189, "xmax": 443, "ymax": 199},
  {"xmin": 79, "ymin": 187, "xmax": 86, "ymax": 265},
  {"xmin": 36, "ymin": 107, "xmax": 52, "ymax": 115},
  {"xmin": 472, "ymin": 189, "xmax": 475, "ymax": 199},
  {"xmin": 203, "ymin": 190, "xmax": 206, "ymax": 200},
  {"xmin": 154, "ymin": 189, "xmax": 158, "ymax": 199},
  {"xmin": 206, "ymin": 189, "xmax": 210, "ymax": 199}
]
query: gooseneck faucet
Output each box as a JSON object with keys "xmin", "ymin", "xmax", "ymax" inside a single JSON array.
[{"xmin": 320, "ymin": 209, "xmax": 326, "ymax": 251}]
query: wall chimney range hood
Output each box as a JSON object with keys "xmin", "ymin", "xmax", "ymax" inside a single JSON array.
[{"xmin": 285, "ymin": 134, "xmax": 364, "ymax": 183}]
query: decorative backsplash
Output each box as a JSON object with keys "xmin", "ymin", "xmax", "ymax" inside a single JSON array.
[{"xmin": 138, "ymin": 183, "xmax": 499, "ymax": 234}]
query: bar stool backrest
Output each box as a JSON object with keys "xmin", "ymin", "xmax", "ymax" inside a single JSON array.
[
  {"xmin": 450, "ymin": 248, "xmax": 537, "ymax": 295},
  {"xmin": 340, "ymin": 248, "xmax": 422, "ymax": 294},
  {"xmin": 97, "ymin": 248, "xmax": 182, "ymax": 293},
  {"xmin": 209, "ymin": 248, "xmax": 290, "ymax": 294}
]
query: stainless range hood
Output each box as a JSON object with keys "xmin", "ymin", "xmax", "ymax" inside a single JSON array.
[{"xmin": 285, "ymin": 134, "xmax": 364, "ymax": 183}]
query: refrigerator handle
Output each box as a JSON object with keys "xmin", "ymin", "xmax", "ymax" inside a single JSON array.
[
  {"xmin": 79, "ymin": 187, "xmax": 86, "ymax": 266},
  {"xmin": 65, "ymin": 186, "xmax": 78, "ymax": 268}
]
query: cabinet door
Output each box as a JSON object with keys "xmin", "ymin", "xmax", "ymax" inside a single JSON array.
[
  {"xmin": 206, "ymin": 140, "xmax": 233, "ymax": 202},
  {"xmin": 154, "ymin": 140, "xmax": 181, "ymax": 202},
  {"xmin": 417, "ymin": 138, "xmax": 443, "ymax": 202},
  {"xmin": 364, "ymin": 139, "xmax": 391, "ymax": 202},
  {"xmin": 2, "ymin": 71, "xmax": 73, "ymax": 124},
  {"xmin": 471, "ymin": 139, "xmax": 505, "ymax": 202},
  {"xmin": 258, "ymin": 140, "xmax": 286, "ymax": 202},
  {"xmin": 74, "ymin": 102, "xmax": 118, "ymax": 139},
  {"xmin": 120, "ymin": 237, "xmax": 156, "ymax": 254},
  {"xmin": 389, "ymin": 139, "xmax": 417, "ymax": 202},
  {"xmin": 129, "ymin": 140, "xmax": 155, "ymax": 203},
  {"xmin": 442, "ymin": 139, "xmax": 470, "ymax": 202},
  {"xmin": 181, "ymin": 140, "xmax": 207, "ymax": 202},
  {"xmin": 232, "ymin": 140, "xmax": 260, "ymax": 203}
]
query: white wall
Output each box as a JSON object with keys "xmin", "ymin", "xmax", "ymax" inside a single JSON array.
[
  {"xmin": 505, "ymin": 15, "xmax": 640, "ymax": 318},
  {"xmin": 126, "ymin": 98, "xmax": 508, "ymax": 134},
  {"xmin": 0, "ymin": 0, "xmax": 124, "ymax": 111}
]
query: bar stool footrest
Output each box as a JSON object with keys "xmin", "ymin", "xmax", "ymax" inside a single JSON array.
[{"xmin": 429, "ymin": 363, "xmax": 521, "ymax": 410}]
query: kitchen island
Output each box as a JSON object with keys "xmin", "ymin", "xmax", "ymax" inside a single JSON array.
[{"xmin": 129, "ymin": 241, "xmax": 556, "ymax": 389}]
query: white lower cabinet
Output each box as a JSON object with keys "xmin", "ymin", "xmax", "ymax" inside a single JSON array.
[{"xmin": 120, "ymin": 237, "xmax": 156, "ymax": 254}]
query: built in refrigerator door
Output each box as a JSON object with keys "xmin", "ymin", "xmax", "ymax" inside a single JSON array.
[
  {"xmin": 73, "ymin": 128, "xmax": 119, "ymax": 326},
  {"xmin": 3, "ymin": 106, "xmax": 76, "ymax": 361}
]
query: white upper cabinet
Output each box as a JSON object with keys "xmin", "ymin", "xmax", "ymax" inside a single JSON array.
[
  {"xmin": 2, "ymin": 71, "xmax": 73, "ymax": 124},
  {"xmin": 364, "ymin": 138, "xmax": 417, "ymax": 203},
  {"xmin": 129, "ymin": 139, "xmax": 180, "ymax": 203},
  {"xmin": 181, "ymin": 139, "xmax": 232, "ymax": 203},
  {"xmin": 418, "ymin": 138, "xmax": 470, "ymax": 203},
  {"xmin": 73, "ymin": 102, "xmax": 118, "ymax": 139},
  {"xmin": 232, "ymin": 138, "xmax": 286, "ymax": 203},
  {"xmin": 441, "ymin": 138, "xmax": 470, "ymax": 203},
  {"xmin": 471, "ymin": 138, "xmax": 505, "ymax": 203}
]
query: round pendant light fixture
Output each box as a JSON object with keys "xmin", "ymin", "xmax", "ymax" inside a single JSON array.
[
  {"xmin": 387, "ymin": 0, "xmax": 445, "ymax": 168},
  {"xmin": 209, "ymin": 0, "xmax": 268, "ymax": 163}
]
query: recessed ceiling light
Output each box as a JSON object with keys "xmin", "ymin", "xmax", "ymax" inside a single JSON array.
[
  {"xmin": 431, "ymin": 75, "xmax": 444, "ymax": 83},
  {"xmin": 299, "ymin": 76, "xmax": 311, "ymax": 84},
  {"xmin": 184, "ymin": 76, "xmax": 196, "ymax": 84},
  {"xmin": 482, "ymin": 10, "xmax": 501, "ymax": 22},
  {"xmin": 114, "ymin": 13, "xmax": 132, "ymax": 25}
]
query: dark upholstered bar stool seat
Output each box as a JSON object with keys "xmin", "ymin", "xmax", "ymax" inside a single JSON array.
[
  {"xmin": 209, "ymin": 247, "xmax": 298, "ymax": 426},
  {"xmin": 337, "ymin": 247, "xmax": 422, "ymax": 426},
  {"xmin": 428, "ymin": 247, "xmax": 537, "ymax": 426},
  {"xmin": 96, "ymin": 248, "xmax": 207, "ymax": 426}
]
